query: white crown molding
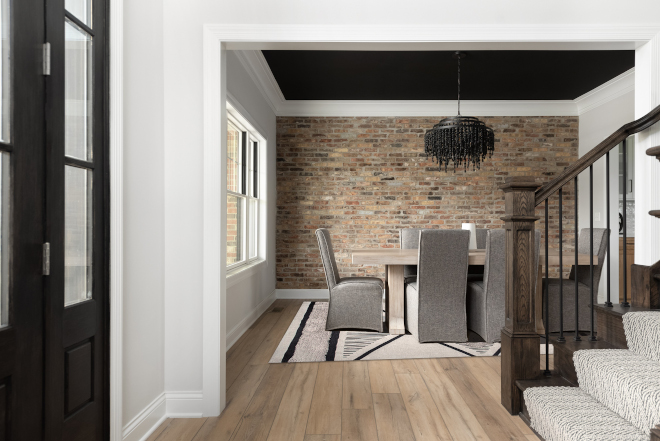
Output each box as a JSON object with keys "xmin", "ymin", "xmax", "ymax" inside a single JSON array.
[
  {"xmin": 278, "ymin": 100, "xmax": 578, "ymax": 117},
  {"xmin": 234, "ymin": 50, "xmax": 284, "ymax": 115},
  {"xmin": 575, "ymin": 68, "xmax": 635, "ymax": 115}
]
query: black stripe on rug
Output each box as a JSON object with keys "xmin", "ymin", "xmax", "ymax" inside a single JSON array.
[
  {"xmin": 326, "ymin": 331, "xmax": 340, "ymax": 361},
  {"xmin": 355, "ymin": 334, "xmax": 404, "ymax": 360},
  {"xmin": 493, "ymin": 348, "xmax": 501, "ymax": 356},
  {"xmin": 439, "ymin": 342, "xmax": 475, "ymax": 357},
  {"xmin": 282, "ymin": 301, "xmax": 315, "ymax": 363}
]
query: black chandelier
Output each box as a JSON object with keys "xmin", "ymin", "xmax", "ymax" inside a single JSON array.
[{"xmin": 424, "ymin": 52, "xmax": 494, "ymax": 172}]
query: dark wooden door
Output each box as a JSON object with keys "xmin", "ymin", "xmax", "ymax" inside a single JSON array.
[
  {"xmin": 0, "ymin": 0, "xmax": 47, "ymax": 439},
  {"xmin": 44, "ymin": 0, "xmax": 108, "ymax": 439}
]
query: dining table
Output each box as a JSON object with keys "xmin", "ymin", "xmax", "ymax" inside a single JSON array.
[{"xmin": 351, "ymin": 248, "xmax": 598, "ymax": 335}]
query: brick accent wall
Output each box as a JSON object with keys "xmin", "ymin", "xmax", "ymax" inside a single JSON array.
[{"xmin": 276, "ymin": 116, "xmax": 579, "ymax": 289}]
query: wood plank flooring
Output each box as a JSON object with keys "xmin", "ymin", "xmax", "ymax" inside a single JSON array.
[{"xmin": 149, "ymin": 299, "xmax": 545, "ymax": 441}]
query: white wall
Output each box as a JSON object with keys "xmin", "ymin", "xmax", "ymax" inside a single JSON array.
[
  {"xmin": 162, "ymin": 42, "xmax": 277, "ymax": 402},
  {"xmin": 117, "ymin": 0, "xmax": 660, "ymax": 431},
  {"xmin": 225, "ymin": 51, "xmax": 278, "ymax": 343},
  {"xmin": 192, "ymin": 0, "xmax": 660, "ymax": 26},
  {"xmin": 122, "ymin": 0, "xmax": 165, "ymax": 430},
  {"xmin": 635, "ymin": 35, "xmax": 660, "ymax": 266},
  {"xmin": 578, "ymin": 91, "xmax": 635, "ymax": 302}
]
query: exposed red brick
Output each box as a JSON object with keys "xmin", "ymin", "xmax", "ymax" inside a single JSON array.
[{"xmin": 276, "ymin": 116, "xmax": 579, "ymax": 289}]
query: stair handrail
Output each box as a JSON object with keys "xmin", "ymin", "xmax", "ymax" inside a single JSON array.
[{"xmin": 535, "ymin": 103, "xmax": 660, "ymax": 206}]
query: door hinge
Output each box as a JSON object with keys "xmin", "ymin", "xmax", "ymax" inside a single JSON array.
[
  {"xmin": 43, "ymin": 43, "xmax": 51, "ymax": 76},
  {"xmin": 43, "ymin": 243, "xmax": 50, "ymax": 276}
]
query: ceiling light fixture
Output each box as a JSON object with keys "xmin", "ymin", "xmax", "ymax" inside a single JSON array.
[{"xmin": 424, "ymin": 52, "xmax": 495, "ymax": 172}]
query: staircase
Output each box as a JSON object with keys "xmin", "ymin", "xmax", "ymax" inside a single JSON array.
[
  {"xmin": 498, "ymin": 104, "xmax": 660, "ymax": 441},
  {"xmin": 523, "ymin": 311, "xmax": 660, "ymax": 441}
]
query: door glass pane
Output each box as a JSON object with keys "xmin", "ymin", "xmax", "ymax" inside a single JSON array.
[
  {"xmin": 66, "ymin": 0, "xmax": 92, "ymax": 28},
  {"xmin": 65, "ymin": 19, "xmax": 93, "ymax": 161},
  {"xmin": 227, "ymin": 124, "xmax": 242, "ymax": 193},
  {"xmin": 0, "ymin": 0, "xmax": 10, "ymax": 143},
  {"xmin": 248, "ymin": 199, "xmax": 257, "ymax": 259},
  {"xmin": 0, "ymin": 153, "xmax": 9, "ymax": 327},
  {"xmin": 65, "ymin": 166, "xmax": 92, "ymax": 306},
  {"xmin": 227, "ymin": 194, "xmax": 244, "ymax": 266}
]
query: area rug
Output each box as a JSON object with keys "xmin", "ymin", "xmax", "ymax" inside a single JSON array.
[{"xmin": 270, "ymin": 301, "xmax": 553, "ymax": 363}]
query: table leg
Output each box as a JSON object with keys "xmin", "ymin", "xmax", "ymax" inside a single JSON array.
[
  {"xmin": 387, "ymin": 265, "xmax": 405, "ymax": 335},
  {"xmin": 536, "ymin": 264, "xmax": 546, "ymax": 335}
]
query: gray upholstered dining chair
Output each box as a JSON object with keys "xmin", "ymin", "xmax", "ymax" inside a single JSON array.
[
  {"xmin": 467, "ymin": 230, "xmax": 541, "ymax": 342},
  {"xmin": 400, "ymin": 228, "xmax": 424, "ymax": 284},
  {"xmin": 544, "ymin": 228, "xmax": 609, "ymax": 333},
  {"xmin": 476, "ymin": 228, "xmax": 488, "ymax": 250},
  {"xmin": 466, "ymin": 229, "xmax": 505, "ymax": 343},
  {"xmin": 315, "ymin": 228, "xmax": 384, "ymax": 332},
  {"xmin": 405, "ymin": 230, "xmax": 470, "ymax": 342}
]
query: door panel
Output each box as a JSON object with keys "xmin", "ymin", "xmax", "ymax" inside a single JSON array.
[
  {"xmin": 45, "ymin": 0, "xmax": 107, "ymax": 437},
  {"xmin": 65, "ymin": 340, "xmax": 93, "ymax": 415},
  {"xmin": 0, "ymin": 0, "xmax": 47, "ymax": 438}
]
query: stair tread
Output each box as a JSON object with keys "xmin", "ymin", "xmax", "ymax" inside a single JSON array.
[
  {"xmin": 516, "ymin": 374, "xmax": 575, "ymax": 393},
  {"xmin": 524, "ymin": 386, "xmax": 648, "ymax": 441},
  {"xmin": 651, "ymin": 210, "xmax": 660, "ymax": 218},
  {"xmin": 594, "ymin": 303, "xmax": 659, "ymax": 317},
  {"xmin": 551, "ymin": 337, "xmax": 617, "ymax": 351},
  {"xmin": 574, "ymin": 349, "xmax": 660, "ymax": 435},
  {"xmin": 624, "ymin": 311, "xmax": 660, "ymax": 362},
  {"xmin": 647, "ymin": 145, "xmax": 660, "ymax": 156}
]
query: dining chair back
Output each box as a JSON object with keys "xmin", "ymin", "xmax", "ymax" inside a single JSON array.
[
  {"xmin": 468, "ymin": 229, "xmax": 540, "ymax": 342},
  {"xmin": 571, "ymin": 228, "xmax": 609, "ymax": 290},
  {"xmin": 405, "ymin": 229, "xmax": 470, "ymax": 342},
  {"xmin": 316, "ymin": 228, "xmax": 341, "ymax": 289},
  {"xmin": 476, "ymin": 228, "xmax": 488, "ymax": 250},
  {"xmin": 400, "ymin": 228, "xmax": 424, "ymax": 283},
  {"xmin": 466, "ymin": 229, "xmax": 505, "ymax": 342}
]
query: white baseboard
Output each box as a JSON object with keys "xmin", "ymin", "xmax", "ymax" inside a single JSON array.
[
  {"xmin": 165, "ymin": 391, "xmax": 204, "ymax": 418},
  {"xmin": 226, "ymin": 289, "xmax": 277, "ymax": 350},
  {"xmin": 276, "ymin": 289, "xmax": 329, "ymax": 300},
  {"xmin": 122, "ymin": 393, "xmax": 166, "ymax": 441}
]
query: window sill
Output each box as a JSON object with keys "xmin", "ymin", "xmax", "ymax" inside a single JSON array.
[{"xmin": 226, "ymin": 259, "xmax": 267, "ymax": 288}]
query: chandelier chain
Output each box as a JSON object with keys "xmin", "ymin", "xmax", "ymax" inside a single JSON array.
[{"xmin": 457, "ymin": 54, "xmax": 461, "ymax": 116}]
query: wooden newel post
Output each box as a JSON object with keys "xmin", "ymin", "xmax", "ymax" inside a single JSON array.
[{"xmin": 500, "ymin": 176, "xmax": 541, "ymax": 415}]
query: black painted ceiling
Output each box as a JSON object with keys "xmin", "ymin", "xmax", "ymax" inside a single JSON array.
[{"xmin": 261, "ymin": 50, "xmax": 635, "ymax": 100}]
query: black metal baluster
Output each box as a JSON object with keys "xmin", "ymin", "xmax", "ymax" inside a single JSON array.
[
  {"xmin": 622, "ymin": 139, "xmax": 630, "ymax": 307},
  {"xmin": 544, "ymin": 199, "xmax": 550, "ymax": 375},
  {"xmin": 558, "ymin": 188, "xmax": 565, "ymax": 342},
  {"xmin": 605, "ymin": 152, "xmax": 613, "ymax": 307},
  {"xmin": 574, "ymin": 176, "xmax": 581, "ymax": 341},
  {"xmin": 589, "ymin": 165, "xmax": 596, "ymax": 341}
]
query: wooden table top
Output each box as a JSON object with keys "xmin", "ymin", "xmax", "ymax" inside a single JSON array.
[{"xmin": 351, "ymin": 248, "xmax": 597, "ymax": 266}]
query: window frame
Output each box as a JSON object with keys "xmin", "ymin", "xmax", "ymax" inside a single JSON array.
[{"xmin": 226, "ymin": 111, "xmax": 263, "ymax": 272}]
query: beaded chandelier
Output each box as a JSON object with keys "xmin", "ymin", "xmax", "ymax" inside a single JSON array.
[{"xmin": 424, "ymin": 52, "xmax": 494, "ymax": 172}]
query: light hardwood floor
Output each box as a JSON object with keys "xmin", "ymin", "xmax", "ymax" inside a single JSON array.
[{"xmin": 149, "ymin": 299, "xmax": 549, "ymax": 441}]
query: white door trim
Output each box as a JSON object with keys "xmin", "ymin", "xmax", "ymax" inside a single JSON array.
[
  {"xmin": 201, "ymin": 30, "xmax": 228, "ymax": 417},
  {"xmin": 201, "ymin": 23, "xmax": 660, "ymax": 416},
  {"xmin": 110, "ymin": 0, "xmax": 124, "ymax": 439}
]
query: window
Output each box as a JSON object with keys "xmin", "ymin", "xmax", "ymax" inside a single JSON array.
[{"xmin": 226, "ymin": 112, "xmax": 262, "ymax": 269}]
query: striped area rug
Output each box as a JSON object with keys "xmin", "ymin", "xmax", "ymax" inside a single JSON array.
[{"xmin": 270, "ymin": 301, "xmax": 547, "ymax": 363}]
